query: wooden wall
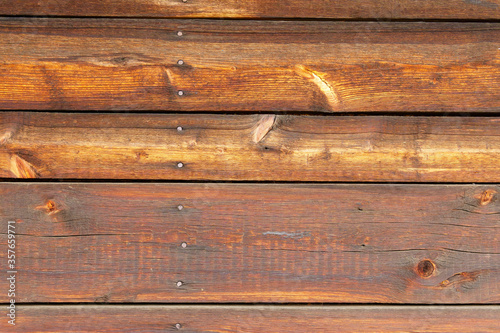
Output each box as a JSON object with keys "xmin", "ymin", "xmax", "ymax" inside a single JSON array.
[{"xmin": 0, "ymin": 1, "xmax": 499, "ymax": 331}]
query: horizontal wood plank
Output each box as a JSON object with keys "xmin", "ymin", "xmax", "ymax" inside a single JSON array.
[
  {"xmin": 0, "ymin": 19, "xmax": 499, "ymax": 112},
  {"xmin": 1, "ymin": 183, "xmax": 499, "ymax": 303},
  {"xmin": 3, "ymin": 305, "xmax": 500, "ymax": 332},
  {"xmin": 3, "ymin": 113, "xmax": 500, "ymax": 182},
  {"xmin": 1, "ymin": 0, "xmax": 500, "ymax": 20}
]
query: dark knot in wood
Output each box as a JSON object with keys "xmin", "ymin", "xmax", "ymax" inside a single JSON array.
[{"xmin": 417, "ymin": 259, "xmax": 435, "ymax": 278}]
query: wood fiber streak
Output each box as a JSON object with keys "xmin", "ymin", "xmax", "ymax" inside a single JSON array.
[
  {"xmin": 1, "ymin": 183, "xmax": 499, "ymax": 303},
  {"xmin": 0, "ymin": 19, "xmax": 498, "ymax": 112},
  {"xmin": 1, "ymin": 0, "xmax": 500, "ymax": 19},
  {"xmin": 2, "ymin": 305, "xmax": 500, "ymax": 332},
  {"xmin": 2, "ymin": 113, "xmax": 500, "ymax": 182}
]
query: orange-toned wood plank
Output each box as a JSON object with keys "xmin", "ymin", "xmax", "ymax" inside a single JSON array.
[
  {"xmin": 1, "ymin": 0, "xmax": 500, "ymax": 20},
  {"xmin": 2, "ymin": 113, "xmax": 500, "ymax": 182},
  {"xmin": 3, "ymin": 305, "xmax": 500, "ymax": 332},
  {"xmin": 0, "ymin": 19, "xmax": 498, "ymax": 112},
  {"xmin": 1, "ymin": 183, "xmax": 499, "ymax": 303}
]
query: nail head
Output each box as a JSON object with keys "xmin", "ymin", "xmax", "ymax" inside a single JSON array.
[
  {"xmin": 177, "ymin": 90, "xmax": 184, "ymax": 96},
  {"xmin": 175, "ymin": 323, "xmax": 182, "ymax": 329},
  {"xmin": 177, "ymin": 60, "xmax": 184, "ymax": 65},
  {"xmin": 177, "ymin": 205, "xmax": 184, "ymax": 211},
  {"xmin": 177, "ymin": 126, "xmax": 183, "ymax": 132},
  {"xmin": 176, "ymin": 281, "xmax": 183, "ymax": 287},
  {"xmin": 177, "ymin": 162, "xmax": 184, "ymax": 168},
  {"xmin": 181, "ymin": 242, "xmax": 187, "ymax": 248},
  {"xmin": 177, "ymin": 31, "xmax": 183, "ymax": 37}
]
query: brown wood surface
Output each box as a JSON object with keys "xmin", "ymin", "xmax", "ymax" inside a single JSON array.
[
  {"xmin": 2, "ymin": 305, "xmax": 499, "ymax": 332},
  {"xmin": 1, "ymin": 0, "xmax": 500, "ymax": 20},
  {"xmin": 3, "ymin": 112, "xmax": 500, "ymax": 182},
  {"xmin": 0, "ymin": 19, "xmax": 498, "ymax": 112},
  {"xmin": 1, "ymin": 183, "xmax": 499, "ymax": 303}
]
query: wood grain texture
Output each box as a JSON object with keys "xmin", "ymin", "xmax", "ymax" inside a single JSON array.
[
  {"xmin": 1, "ymin": 0, "xmax": 500, "ymax": 20},
  {"xmin": 0, "ymin": 19, "xmax": 499, "ymax": 112},
  {"xmin": 3, "ymin": 305, "xmax": 500, "ymax": 332},
  {"xmin": 1, "ymin": 183, "xmax": 499, "ymax": 303},
  {"xmin": 3, "ymin": 112, "xmax": 500, "ymax": 182}
]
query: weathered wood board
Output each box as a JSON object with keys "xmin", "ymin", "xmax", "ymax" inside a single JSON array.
[
  {"xmin": 1, "ymin": 0, "xmax": 499, "ymax": 329},
  {"xmin": 3, "ymin": 112, "xmax": 500, "ymax": 182},
  {"xmin": 0, "ymin": 19, "xmax": 498, "ymax": 112},
  {"xmin": 1, "ymin": 0, "xmax": 500, "ymax": 20},
  {"xmin": 2, "ymin": 305, "xmax": 500, "ymax": 332},
  {"xmin": 1, "ymin": 183, "xmax": 499, "ymax": 303}
]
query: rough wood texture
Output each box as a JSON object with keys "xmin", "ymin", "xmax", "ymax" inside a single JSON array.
[
  {"xmin": 1, "ymin": 183, "xmax": 499, "ymax": 303},
  {"xmin": 3, "ymin": 305, "xmax": 500, "ymax": 332},
  {"xmin": 0, "ymin": 19, "xmax": 498, "ymax": 112},
  {"xmin": 3, "ymin": 113, "xmax": 500, "ymax": 182},
  {"xmin": 1, "ymin": 0, "xmax": 500, "ymax": 20}
]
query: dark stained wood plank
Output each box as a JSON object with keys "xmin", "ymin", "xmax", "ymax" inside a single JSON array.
[
  {"xmin": 1, "ymin": 183, "xmax": 499, "ymax": 303},
  {"xmin": 0, "ymin": 19, "xmax": 498, "ymax": 112},
  {"xmin": 3, "ymin": 112, "xmax": 500, "ymax": 182},
  {"xmin": 3, "ymin": 305, "xmax": 500, "ymax": 332},
  {"xmin": 1, "ymin": 0, "xmax": 500, "ymax": 20}
]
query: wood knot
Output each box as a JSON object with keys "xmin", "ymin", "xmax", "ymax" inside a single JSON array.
[
  {"xmin": 36, "ymin": 200, "xmax": 61, "ymax": 216},
  {"xmin": 135, "ymin": 151, "xmax": 149, "ymax": 161},
  {"xmin": 417, "ymin": 259, "xmax": 435, "ymax": 278},
  {"xmin": 252, "ymin": 114, "xmax": 276, "ymax": 143},
  {"xmin": 10, "ymin": 154, "xmax": 39, "ymax": 178},
  {"xmin": 294, "ymin": 65, "xmax": 340, "ymax": 111},
  {"xmin": 111, "ymin": 56, "xmax": 130, "ymax": 65},
  {"xmin": 95, "ymin": 294, "xmax": 110, "ymax": 303},
  {"xmin": 479, "ymin": 189, "xmax": 497, "ymax": 206},
  {"xmin": 438, "ymin": 271, "xmax": 482, "ymax": 289},
  {"xmin": 0, "ymin": 128, "xmax": 15, "ymax": 146}
]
